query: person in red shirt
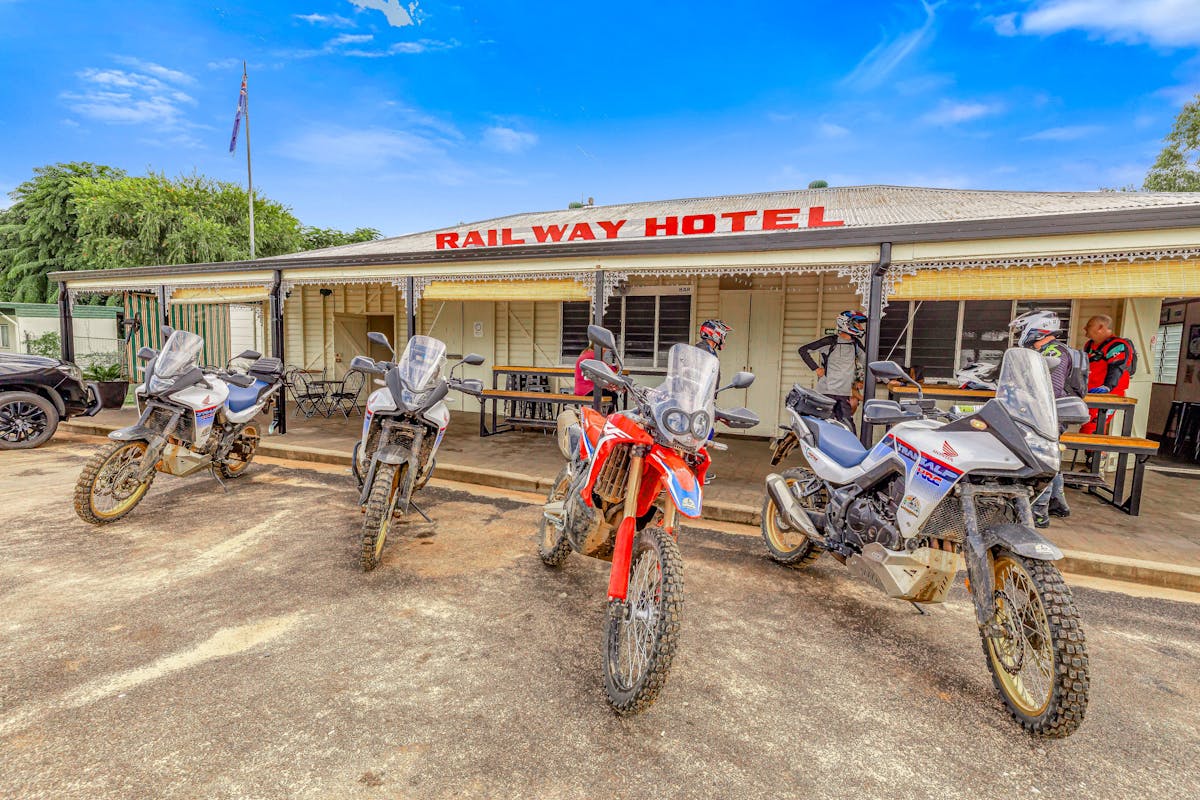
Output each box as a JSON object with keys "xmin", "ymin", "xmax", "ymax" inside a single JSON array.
[
  {"xmin": 574, "ymin": 346, "xmax": 600, "ymax": 396},
  {"xmin": 1081, "ymin": 315, "xmax": 1137, "ymax": 435}
]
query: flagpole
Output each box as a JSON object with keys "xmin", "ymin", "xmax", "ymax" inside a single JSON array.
[{"xmin": 243, "ymin": 61, "xmax": 256, "ymax": 260}]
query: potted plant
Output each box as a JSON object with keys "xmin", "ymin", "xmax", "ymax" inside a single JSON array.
[{"xmin": 82, "ymin": 353, "xmax": 129, "ymax": 410}]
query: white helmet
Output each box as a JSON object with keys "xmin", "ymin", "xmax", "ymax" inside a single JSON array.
[
  {"xmin": 836, "ymin": 310, "xmax": 867, "ymax": 338},
  {"xmin": 955, "ymin": 361, "xmax": 998, "ymax": 389},
  {"xmin": 1009, "ymin": 310, "xmax": 1060, "ymax": 349}
]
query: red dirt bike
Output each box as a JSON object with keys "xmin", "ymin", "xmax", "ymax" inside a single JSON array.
[{"xmin": 539, "ymin": 325, "xmax": 758, "ymax": 714}]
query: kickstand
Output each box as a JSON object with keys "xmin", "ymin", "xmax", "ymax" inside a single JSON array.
[
  {"xmin": 909, "ymin": 602, "xmax": 927, "ymax": 616},
  {"xmin": 210, "ymin": 465, "xmax": 229, "ymax": 494},
  {"xmin": 409, "ymin": 499, "xmax": 432, "ymax": 523}
]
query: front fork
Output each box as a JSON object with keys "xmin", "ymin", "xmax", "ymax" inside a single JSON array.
[{"xmin": 607, "ymin": 446, "xmax": 646, "ymax": 602}]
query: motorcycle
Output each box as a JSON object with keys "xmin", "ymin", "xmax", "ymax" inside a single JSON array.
[
  {"xmin": 539, "ymin": 324, "xmax": 758, "ymax": 714},
  {"xmin": 74, "ymin": 327, "xmax": 283, "ymax": 525},
  {"xmin": 761, "ymin": 348, "xmax": 1091, "ymax": 738},
  {"xmin": 349, "ymin": 332, "xmax": 484, "ymax": 571}
]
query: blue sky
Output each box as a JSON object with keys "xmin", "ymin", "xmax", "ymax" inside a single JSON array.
[{"xmin": 1, "ymin": 0, "xmax": 1199, "ymax": 236}]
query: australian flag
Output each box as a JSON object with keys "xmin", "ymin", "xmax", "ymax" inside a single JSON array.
[{"xmin": 228, "ymin": 72, "xmax": 247, "ymax": 154}]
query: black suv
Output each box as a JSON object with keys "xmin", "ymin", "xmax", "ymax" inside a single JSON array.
[{"xmin": 0, "ymin": 353, "xmax": 101, "ymax": 449}]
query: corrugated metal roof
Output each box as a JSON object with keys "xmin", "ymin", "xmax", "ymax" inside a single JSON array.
[
  {"xmin": 1, "ymin": 302, "xmax": 119, "ymax": 319},
  {"xmin": 265, "ymin": 185, "xmax": 1200, "ymax": 261}
]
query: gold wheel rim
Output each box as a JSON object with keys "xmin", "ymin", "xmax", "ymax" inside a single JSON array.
[
  {"xmin": 986, "ymin": 555, "xmax": 1054, "ymax": 717},
  {"xmin": 224, "ymin": 425, "xmax": 257, "ymax": 475},
  {"xmin": 89, "ymin": 442, "xmax": 151, "ymax": 519},
  {"xmin": 542, "ymin": 474, "xmax": 571, "ymax": 549},
  {"xmin": 764, "ymin": 476, "xmax": 810, "ymax": 554}
]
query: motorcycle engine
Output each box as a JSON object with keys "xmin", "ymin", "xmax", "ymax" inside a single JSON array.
[{"xmin": 829, "ymin": 477, "xmax": 903, "ymax": 551}]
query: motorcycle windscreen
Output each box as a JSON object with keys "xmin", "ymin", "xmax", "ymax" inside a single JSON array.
[
  {"xmin": 397, "ymin": 335, "xmax": 447, "ymax": 393},
  {"xmin": 994, "ymin": 348, "xmax": 1058, "ymax": 440},
  {"xmin": 148, "ymin": 330, "xmax": 204, "ymax": 393},
  {"xmin": 647, "ymin": 343, "xmax": 719, "ymax": 450}
]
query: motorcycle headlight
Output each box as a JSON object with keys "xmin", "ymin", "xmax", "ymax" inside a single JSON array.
[
  {"xmin": 57, "ymin": 363, "xmax": 82, "ymax": 382},
  {"xmin": 663, "ymin": 409, "xmax": 689, "ymax": 436},
  {"xmin": 400, "ymin": 388, "xmax": 428, "ymax": 409},
  {"xmin": 691, "ymin": 411, "xmax": 711, "ymax": 439},
  {"xmin": 1023, "ymin": 428, "xmax": 1060, "ymax": 472},
  {"xmin": 147, "ymin": 375, "xmax": 175, "ymax": 395}
]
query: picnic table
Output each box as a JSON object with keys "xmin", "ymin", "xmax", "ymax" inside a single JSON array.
[
  {"xmin": 886, "ymin": 384, "xmax": 1156, "ymax": 516},
  {"xmin": 479, "ymin": 364, "xmax": 637, "ymax": 437}
]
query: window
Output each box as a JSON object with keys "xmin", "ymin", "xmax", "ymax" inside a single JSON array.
[
  {"xmin": 0, "ymin": 323, "xmax": 10, "ymax": 349},
  {"xmin": 878, "ymin": 303, "xmax": 909, "ymax": 364},
  {"xmin": 1152, "ymin": 323, "xmax": 1182, "ymax": 384},
  {"xmin": 959, "ymin": 301, "xmax": 1013, "ymax": 367},
  {"xmin": 560, "ymin": 288, "xmax": 692, "ymax": 368}
]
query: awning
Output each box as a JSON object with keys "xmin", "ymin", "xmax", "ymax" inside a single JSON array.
[
  {"xmin": 420, "ymin": 278, "xmax": 592, "ymax": 302},
  {"xmin": 170, "ymin": 286, "xmax": 270, "ymax": 304},
  {"xmin": 889, "ymin": 258, "xmax": 1200, "ymax": 301}
]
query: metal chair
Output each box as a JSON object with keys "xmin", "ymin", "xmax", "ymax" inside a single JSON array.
[
  {"xmin": 328, "ymin": 369, "xmax": 366, "ymax": 418},
  {"xmin": 287, "ymin": 369, "xmax": 328, "ymax": 418}
]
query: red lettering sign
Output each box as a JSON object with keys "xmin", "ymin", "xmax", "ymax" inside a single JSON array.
[
  {"xmin": 533, "ymin": 224, "xmax": 569, "ymax": 243},
  {"xmin": 645, "ymin": 216, "xmax": 678, "ymax": 236},
  {"xmin": 596, "ymin": 219, "xmax": 626, "ymax": 238},
  {"xmin": 436, "ymin": 232, "xmax": 459, "ymax": 249},
  {"xmin": 462, "ymin": 230, "xmax": 485, "ymax": 247},
  {"xmin": 721, "ymin": 210, "xmax": 757, "ymax": 232},
  {"xmin": 682, "ymin": 214, "xmax": 716, "ymax": 235},
  {"xmin": 762, "ymin": 208, "xmax": 800, "ymax": 230},
  {"xmin": 808, "ymin": 206, "xmax": 845, "ymax": 228},
  {"xmin": 501, "ymin": 228, "xmax": 525, "ymax": 245}
]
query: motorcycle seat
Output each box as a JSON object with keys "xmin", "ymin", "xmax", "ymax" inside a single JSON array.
[
  {"xmin": 804, "ymin": 417, "xmax": 868, "ymax": 468},
  {"xmin": 225, "ymin": 379, "xmax": 273, "ymax": 413}
]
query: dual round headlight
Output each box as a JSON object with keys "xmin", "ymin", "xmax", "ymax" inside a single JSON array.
[{"xmin": 661, "ymin": 407, "xmax": 711, "ymax": 440}]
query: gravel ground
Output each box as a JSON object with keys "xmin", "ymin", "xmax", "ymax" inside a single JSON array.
[{"xmin": 1, "ymin": 436, "xmax": 1198, "ymax": 800}]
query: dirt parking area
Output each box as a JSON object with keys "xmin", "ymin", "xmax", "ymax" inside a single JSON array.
[{"xmin": 2, "ymin": 435, "xmax": 1199, "ymax": 799}]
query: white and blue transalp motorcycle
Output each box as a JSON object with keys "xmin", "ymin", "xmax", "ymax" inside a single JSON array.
[
  {"xmin": 74, "ymin": 327, "xmax": 283, "ymax": 525},
  {"xmin": 349, "ymin": 333, "xmax": 483, "ymax": 571},
  {"xmin": 761, "ymin": 347, "xmax": 1092, "ymax": 738}
]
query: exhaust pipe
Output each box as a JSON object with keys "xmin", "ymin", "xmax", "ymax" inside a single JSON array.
[{"xmin": 765, "ymin": 473, "xmax": 822, "ymax": 540}]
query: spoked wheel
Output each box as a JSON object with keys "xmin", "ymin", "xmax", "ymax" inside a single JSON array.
[
  {"xmin": 603, "ymin": 525, "xmax": 683, "ymax": 715},
  {"xmin": 537, "ymin": 466, "xmax": 573, "ymax": 567},
  {"xmin": 761, "ymin": 467, "xmax": 825, "ymax": 568},
  {"xmin": 74, "ymin": 440, "xmax": 155, "ymax": 525},
  {"xmin": 0, "ymin": 391, "xmax": 59, "ymax": 450},
  {"xmin": 217, "ymin": 424, "xmax": 259, "ymax": 479},
  {"xmin": 360, "ymin": 463, "xmax": 402, "ymax": 572},
  {"xmin": 981, "ymin": 550, "xmax": 1089, "ymax": 738}
]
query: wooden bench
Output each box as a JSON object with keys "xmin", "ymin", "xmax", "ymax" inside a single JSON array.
[
  {"xmin": 478, "ymin": 389, "xmax": 611, "ymax": 437},
  {"xmin": 1060, "ymin": 432, "xmax": 1159, "ymax": 516}
]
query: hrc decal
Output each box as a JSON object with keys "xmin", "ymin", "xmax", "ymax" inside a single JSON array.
[{"xmin": 195, "ymin": 405, "xmax": 218, "ymax": 427}]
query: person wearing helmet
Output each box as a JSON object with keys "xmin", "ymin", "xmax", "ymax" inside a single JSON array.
[
  {"xmin": 798, "ymin": 310, "xmax": 867, "ymax": 434},
  {"xmin": 696, "ymin": 319, "xmax": 732, "ymax": 357},
  {"xmin": 1009, "ymin": 310, "xmax": 1087, "ymax": 528}
]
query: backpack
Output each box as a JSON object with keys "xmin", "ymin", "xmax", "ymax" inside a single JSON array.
[{"xmin": 1065, "ymin": 347, "xmax": 1088, "ymax": 399}]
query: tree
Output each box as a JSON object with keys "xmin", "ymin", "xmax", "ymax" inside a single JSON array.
[
  {"xmin": 807, "ymin": 180, "xmax": 829, "ymax": 189},
  {"xmin": 71, "ymin": 171, "xmax": 303, "ymax": 270},
  {"xmin": 1144, "ymin": 94, "xmax": 1200, "ymax": 192},
  {"xmin": 0, "ymin": 162, "xmax": 125, "ymax": 303},
  {"xmin": 300, "ymin": 225, "xmax": 382, "ymax": 250}
]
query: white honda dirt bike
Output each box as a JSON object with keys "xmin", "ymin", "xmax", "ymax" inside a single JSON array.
[
  {"xmin": 75, "ymin": 327, "xmax": 283, "ymax": 525},
  {"xmin": 349, "ymin": 333, "xmax": 483, "ymax": 571},
  {"xmin": 762, "ymin": 348, "xmax": 1091, "ymax": 738}
]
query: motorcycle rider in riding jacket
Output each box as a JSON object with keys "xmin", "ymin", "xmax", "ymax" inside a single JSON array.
[
  {"xmin": 798, "ymin": 311, "xmax": 867, "ymax": 435},
  {"xmin": 1009, "ymin": 310, "xmax": 1087, "ymax": 528}
]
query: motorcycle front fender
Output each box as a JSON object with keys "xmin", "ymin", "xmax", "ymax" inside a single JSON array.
[
  {"xmin": 108, "ymin": 426, "xmax": 154, "ymax": 442},
  {"xmin": 358, "ymin": 445, "xmax": 414, "ymax": 506},
  {"xmin": 982, "ymin": 522, "xmax": 1064, "ymax": 561}
]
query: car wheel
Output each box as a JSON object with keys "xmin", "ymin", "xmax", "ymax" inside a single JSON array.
[{"xmin": 0, "ymin": 391, "xmax": 60, "ymax": 450}]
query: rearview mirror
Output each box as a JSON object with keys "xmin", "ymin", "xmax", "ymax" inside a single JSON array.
[
  {"xmin": 161, "ymin": 324, "xmax": 174, "ymax": 340},
  {"xmin": 718, "ymin": 371, "xmax": 755, "ymax": 393},
  {"xmin": 235, "ymin": 349, "xmax": 262, "ymax": 361},
  {"xmin": 868, "ymin": 360, "xmax": 911, "ymax": 383},
  {"xmin": 463, "ymin": 353, "xmax": 485, "ymax": 366},
  {"xmin": 587, "ymin": 324, "xmax": 618, "ymax": 356},
  {"xmin": 137, "ymin": 346, "xmax": 156, "ymax": 362},
  {"xmin": 367, "ymin": 331, "xmax": 394, "ymax": 354},
  {"xmin": 1056, "ymin": 396, "xmax": 1090, "ymax": 426}
]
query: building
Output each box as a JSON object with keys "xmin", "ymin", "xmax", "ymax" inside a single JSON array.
[
  {"xmin": 0, "ymin": 301, "xmax": 120, "ymax": 362},
  {"xmin": 50, "ymin": 185, "xmax": 1200, "ymax": 438}
]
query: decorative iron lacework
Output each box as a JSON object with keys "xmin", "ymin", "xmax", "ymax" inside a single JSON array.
[
  {"xmin": 901, "ymin": 247, "xmax": 1200, "ymax": 274},
  {"xmin": 404, "ymin": 270, "xmax": 629, "ymax": 306}
]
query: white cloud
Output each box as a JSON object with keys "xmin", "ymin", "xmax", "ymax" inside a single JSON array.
[
  {"xmin": 921, "ymin": 99, "xmax": 1004, "ymax": 125},
  {"xmin": 294, "ymin": 12, "xmax": 355, "ymax": 27},
  {"xmin": 482, "ymin": 126, "xmax": 538, "ymax": 154},
  {"xmin": 331, "ymin": 33, "xmax": 374, "ymax": 45},
  {"xmin": 348, "ymin": 0, "xmax": 420, "ymax": 28},
  {"xmin": 818, "ymin": 121, "xmax": 851, "ymax": 138},
  {"xmin": 60, "ymin": 59, "xmax": 210, "ymax": 149},
  {"xmin": 207, "ymin": 58, "xmax": 240, "ymax": 71},
  {"xmin": 1022, "ymin": 124, "xmax": 1103, "ymax": 141},
  {"xmin": 995, "ymin": 0, "xmax": 1200, "ymax": 48},
  {"xmin": 281, "ymin": 126, "xmax": 443, "ymax": 169},
  {"xmin": 843, "ymin": 0, "xmax": 940, "ymax": 90},
  {"xmin": 389, "ymin": 38, "xmax": 456, "ymax": 54}
]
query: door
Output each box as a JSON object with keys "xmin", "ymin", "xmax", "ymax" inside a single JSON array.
[
  {"xmin": 423, "ymin": 301, "xmax": 466, "ymax": 411},
  {"xmin": 366, "ymin": 315, "xmax": 395, "ymax": 362},
  {"xmin": 718, "ymin": 290, "xmax": 783, "ymax": 436},
  {"xmin": 333, "ymin": 315, "xmax": 369, "ymax": 378}
]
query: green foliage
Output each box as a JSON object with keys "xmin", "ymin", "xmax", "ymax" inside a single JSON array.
[
  {"xmin": 25, "ymin": 330, "xmax": 60, "ymax": 358},
  {"xmin": 82, "ymin": 355, "xmax": 125, "ymax": 382},
  {"xmin": 568, "ymin": 201, "xmax": 585, "ymax": 209},
  {"xmin": 300, "ymin": 225, "xmax": 382, "ymax": 251},
  {"xmin": 72, "ymin": 171, "xmax": 303, "ymax": 269},
  {"xmin": 807, "ymin": 180, "xmax": 829, "ymax": 189},
  {"xmin": 1144, "ymin": 94, "xmax": 1200, "ymax": 192},
  {"xmin": 0, "ymin": 162, "xmax": 125, "ymax": 303}
]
